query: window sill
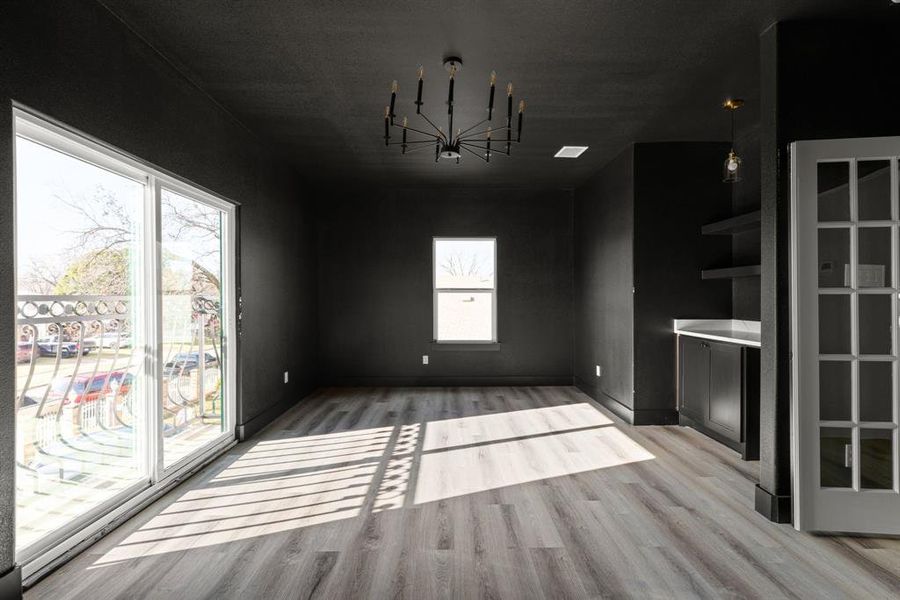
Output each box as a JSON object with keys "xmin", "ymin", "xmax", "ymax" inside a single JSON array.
[{"xmin": 431, "ymin": 342, "xmax": 501, "ymax": 352}]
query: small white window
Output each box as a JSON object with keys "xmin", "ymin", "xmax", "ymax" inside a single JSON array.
[{"xmin": 433, "ymin": 238, "xmax": 497, "ymax": 343}]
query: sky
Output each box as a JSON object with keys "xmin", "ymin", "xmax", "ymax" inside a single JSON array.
[{"xmin": 15, "ymin": 135, "xmax": 222, "ymax": 295}]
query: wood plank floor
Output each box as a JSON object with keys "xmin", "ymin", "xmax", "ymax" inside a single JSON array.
[{"xmin": 27, "ymin": 387, "xmax": 900, "ymax": 599}]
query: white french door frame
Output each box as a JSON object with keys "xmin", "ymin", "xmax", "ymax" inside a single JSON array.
[
  {"xmin": 791, "ymin": 135, "xmax": 900, "ymax": 534},
  {"xmin": 12, "ymin": 106, "xmax": 239, "ymax": 580}
]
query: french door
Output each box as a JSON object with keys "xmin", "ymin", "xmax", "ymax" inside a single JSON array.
[
  {"xmin": 13, "ymin": 109, "xmax": 237, "ymax": 571},
  {"xmin": 791, "ymin": 136, "xmax": 900, "ymax": 533}
]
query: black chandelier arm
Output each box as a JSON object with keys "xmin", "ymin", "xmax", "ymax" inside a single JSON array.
[
  {"xmin": 415, "ymin": 110, "xmax": 448, "ymax": 141},
  {"xmin": 390, "ymin": 121, "xmax": 442, "ymax": 141},
  {"xmin": 387, "ymin": 139, "xmax": 441, "ymax": 146},
  {"xmin": 459, "ymin": 141, "xmax": 510, "ymax": 156},
  {"xmin": 457, "ymin": 125, "xmax": 513, "ymax": 142},
  {"xmin": 400, "ymin": 142, "xmax": 438, "ymax": 155},
  {"xmin": 455, "ymin": 118, "xmax": 491, "ymax": 139},
  {"xmin": 458, "ymin": 144, "xmax": 489, "ymax": 162}
]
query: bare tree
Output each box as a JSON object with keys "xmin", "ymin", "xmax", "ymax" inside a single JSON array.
[
  {"xmin": 20, "ymin": 258, "xmax": 63, "ymax": 295},
  {"xmin": 44, "ymin": 184, "xmax": 222, "ymax": 292},
  {"xmin": 440, "ymin": 253, "xmax": 491, "ymax": 280}
]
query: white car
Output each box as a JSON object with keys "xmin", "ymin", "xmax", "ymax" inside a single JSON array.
[{"xmin": 88, "ymin": 333, "xmax": 132, "ymax": 350}]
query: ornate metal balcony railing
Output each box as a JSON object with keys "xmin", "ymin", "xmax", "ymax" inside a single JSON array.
[{"xmin": 14, "ymin": 294, "xmax": 223, "ymax": 485}]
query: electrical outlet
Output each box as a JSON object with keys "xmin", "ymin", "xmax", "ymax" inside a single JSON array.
[
  {"xmin": 422, "ymin": 355, "xmax": 429, "ymax": 365},
  {"xmin": 284, "ymin": 371, "xmax": 289, "ymax": 384},
  {"xmin": 595, "ymin": 365, "xmax": 602, "ymax": 377}
]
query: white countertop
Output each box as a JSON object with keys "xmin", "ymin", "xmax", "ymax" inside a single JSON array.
[{"xmin": 673, "ymin": 319, "xmax": 761, "ymax": 348}]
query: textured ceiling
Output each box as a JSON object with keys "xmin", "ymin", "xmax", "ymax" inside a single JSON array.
[{"xmin": 100, "ymin": 0, "xmax": 891, "ymax": 188}]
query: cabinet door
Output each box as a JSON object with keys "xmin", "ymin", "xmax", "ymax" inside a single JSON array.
[
  {"xmin": 707, "ymin": 342, "xmax": 742, "ymax": 441},
  {"xmin": 680, "ymin": 337, "xmax": 710, "ymax": 420}
]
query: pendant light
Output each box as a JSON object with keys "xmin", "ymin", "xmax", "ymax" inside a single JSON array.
[{"xmin": 722, "ymin": 98, "xmax": 743, "ymax": 183}]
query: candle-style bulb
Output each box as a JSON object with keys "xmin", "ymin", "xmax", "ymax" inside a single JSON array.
[
  {"xmin": 517, "ymin": 102, "xmax": 524, "ymax": 142},
  {"xmin": 391, "ymin": 80, "xmax": 399, "ymax": 93},
  {"xmin": 507, "ymin": 82, "xmax": 513, "ymax": 96},
  {"xmin": 486, "ymin": 127, "xmax": 492, "ymax": 139},
  {"xmin": 490, "ymin": 71, "xmax": 497, "ymax": 86},
  {"xmin": 415, "ymin": 67, "xmax": 424, "ymax": 113},
  {"xmin": 402, "ymin": 116, "xmax": 408, "ymax": 153}
]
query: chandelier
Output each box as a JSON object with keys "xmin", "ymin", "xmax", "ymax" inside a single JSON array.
[{"xmin": 382, "ymin": 56, "xmax": 525, "ymax": 163}]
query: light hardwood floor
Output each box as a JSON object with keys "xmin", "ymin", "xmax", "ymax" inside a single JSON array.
[{"xmin": 27, "ymin": 387, "xmax": 900, "ymax": 599}]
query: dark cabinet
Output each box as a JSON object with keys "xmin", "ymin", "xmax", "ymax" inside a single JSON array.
[
  {"xmin": 678, "ymin": 336, "xmax": 759, "ymax": 460},
  {"xmin": 680, "ymin": 338, "xmax": 710, "ymax": 420},
  {"xmin": 708, "ymin": 342, "xmax": 742, "ymax": 437}
]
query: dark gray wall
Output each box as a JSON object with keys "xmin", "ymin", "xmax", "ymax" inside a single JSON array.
[
  {"xmin": 632, "ymin": 142, "xmax": 733, "ymax": 416},
  {"xmin": 315, "ymin": 187, "xmax": 573, "ymax": 385},
  {"xmin": 758, "ymin": 19, "xmax": 900, "ymax": 522},
  {"xmin": 0, "ymin": 0, "xmax": 318, "ymax": 578},
  {"xmin": 574, "ymin": 143, "xmax": 732, "ymax": 424},
  {"xmin": 732, "ymin": 124, "xmax": 762, "ymax": 321},
  {"xmin": 573, "ymin": 149, "xmax": 635, "ymax": 412}
]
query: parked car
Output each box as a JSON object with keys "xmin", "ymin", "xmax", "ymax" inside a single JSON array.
[
  {"xmin": 88, "ymin": 332, "xmax": 132, "ymax": 350},
  {"xmin": 36, "ymin": 337, "xmax": 80, "ymax": 358},
  {"xmin": 45, "ymin": 371, "xmax": 133, "ymax": 406},
  {"xmin": 16, "ymin": 342, "xmax": 34, "ymax": 364},
  {"xmin": 163, "ymin": 352, "xmax": 218, "ymax": 378},
  {"xmin": 36, "ymin": 335, "xmax": 96, "ymax": 357}
]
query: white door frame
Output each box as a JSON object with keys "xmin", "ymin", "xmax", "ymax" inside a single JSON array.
[
  {"xmin": 13, "ymin": 106, "xmax": 240, "ymax": 578},
  {"xmin": 791, "ymin": 136, "xmax": 900, "ymax": 534}
]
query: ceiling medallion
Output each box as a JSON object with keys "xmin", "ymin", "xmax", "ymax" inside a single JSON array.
[{"xmin": 383, "ymin": 56, "xmax": 525, "ymax": 163}]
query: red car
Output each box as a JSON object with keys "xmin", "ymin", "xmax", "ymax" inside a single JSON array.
[
  {"xmin": 46, "ymin": 371, "xmax": 133, "ymax": 405},
  {"xmin": 16, "ymin": 342, "xmax": 33, "ymax": 364}
]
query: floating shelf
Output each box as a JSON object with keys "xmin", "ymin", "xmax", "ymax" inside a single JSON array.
[
  {"xmin": 701, "ymin": 264, "xmax": 761, "ymax": 280},
  {"xmin": 702, "ymin": 210, "xmax": 761, "ymax": 235}
]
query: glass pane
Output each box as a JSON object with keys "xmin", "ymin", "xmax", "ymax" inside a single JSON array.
[
  {"xmin": 857, "ymin": 227, "xmax": 891, "ymax": 288},
  {"xmin": 161, "ymin": 189, "xmax": 226, "ymax": 468},
  {"xmin": 14, "ymin": 135, "xmax": 146, "ymax": 552},
  {"xmin": 820, "ymin": 427, "xmax": 852, "ymax": 488},
  {"xmin": 860, "ymin": 429, "xmax": 894, "ymax": 490},
  {"xmin": 858, "ymin": 160, "xmax": 892, "ymax": 221},
  {"xmin": 859, "ymin": 294, "xmax": 892, "ymax": 355},
  {"xmin": 817, "ymin": 228, "xmax": 849, "ymax": 288},
  {"xmin": 820, "ymin": 361, "xmax": 851, "ymax": 421},
  {"xmin": 818, "ymin": 162, "xmax": 850, "ymax": 222},
  {"xmin": 434, "ymin": 239, "xmax": 495, "ymax": 289},
  {"xmin": 818, "ymin": 295, "xmax": 851, "ymax": 354},
  {"xmin": 859, "ymin": 361, "xmax": 893, "ymax": 422},
  {"xmin": 436, "ymin": 291, "xmax": 494, "ymax": 341}
]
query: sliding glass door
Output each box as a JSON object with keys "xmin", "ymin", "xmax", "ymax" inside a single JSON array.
[
  {"xmin": 14, "ymin": 127, "xmax": 150, "ymax": 554},
  {"xmin": 160, "ymin": 187, "xmax": 229, "ymax": 468},
  {"xmin": 13, "ymin": 110, "xmax": 237, "ymax": 567}
]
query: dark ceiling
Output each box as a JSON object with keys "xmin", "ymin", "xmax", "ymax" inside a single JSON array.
[{"xmin": 100, "ymin": 0, "xmax": 892, "ymax": 189}]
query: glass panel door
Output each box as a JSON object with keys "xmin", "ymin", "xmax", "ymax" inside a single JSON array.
[
  {"xmin": 14, "ymin": 134, "xmax": 149, "ymax": 554},
  {"xmin": 793, "ymin": 138, "xmax": 900, "ymax": 534},
  {"xmin": 160, "ymin": 188, "xmax": 228, "ymax": 468},
  {"xmin": 13, "ymin": 111, "xmax": 237, "ymax": 569}
]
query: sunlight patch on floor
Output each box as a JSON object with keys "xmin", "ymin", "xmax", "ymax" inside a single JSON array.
[
  {"xmin": 88, "ymin": 403, "xmax": 652, "ymax": 567},
  {"xmin": 422, "ymin": 402, "xmax": 613, "ymax": 451},
  {"xmin": 414, "ymin": 425, "xmax": 654, "ymax": 505}
]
